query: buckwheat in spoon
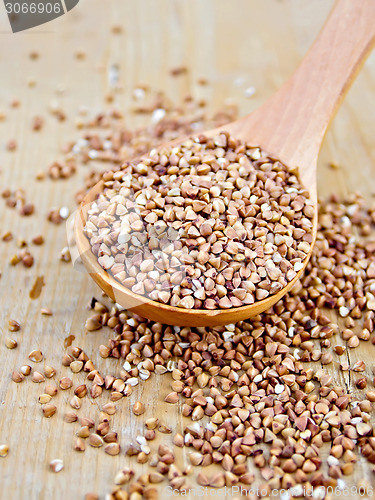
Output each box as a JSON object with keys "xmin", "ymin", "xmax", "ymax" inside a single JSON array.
[{"xmin": 75, "ymin": 0, "xmax": 375, "ymax": 327}]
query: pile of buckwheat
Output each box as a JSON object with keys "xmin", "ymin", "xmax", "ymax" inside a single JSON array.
[{"xmin": 84, "ymin": 133, "xmax": 315, "ymax": 309}]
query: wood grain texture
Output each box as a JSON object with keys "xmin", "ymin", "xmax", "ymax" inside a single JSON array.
[
  {"xmin": 230, "ymin": 0, "xmax": 375, "ymax": 198},
  {"xmin": 0, "ymin": 0, "xmax": 375, "ymax": 498}
]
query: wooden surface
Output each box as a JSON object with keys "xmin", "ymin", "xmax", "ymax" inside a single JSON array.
[
  {"xmin": 1, "ymin": 0, "xmax": 375, "ymax": 499},
  {"xmin": 229, "ymin": 0, "xmax": 375, "ymax": 200}
]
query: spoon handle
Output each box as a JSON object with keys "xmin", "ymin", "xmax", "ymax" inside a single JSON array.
[{"xmin": 239, "ymin": 0, "xmax": 375, "ymax": 188}]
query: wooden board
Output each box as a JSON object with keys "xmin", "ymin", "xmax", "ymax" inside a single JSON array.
[{"xmin": 1, "ymin": 0, "xmax": 375, "ymax": 498}]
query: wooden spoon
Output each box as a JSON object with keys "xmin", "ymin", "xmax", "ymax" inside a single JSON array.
[{"xmin": 75, "ymin": 0, "xmax": 375, "ymax": 327}]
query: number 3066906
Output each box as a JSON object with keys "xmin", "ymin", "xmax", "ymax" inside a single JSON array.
[{"xmin": 5, "ymin": 3, "xmax": 62, "ymax": 14}]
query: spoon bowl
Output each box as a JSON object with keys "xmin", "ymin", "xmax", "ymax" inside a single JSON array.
[
  {"xmin": 74, "ymin": 0, "xmax": 375, "ymax": 326},
  {"xmin": 74, "ymin": 149, "xmax": 316, "ymax": 327}
]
